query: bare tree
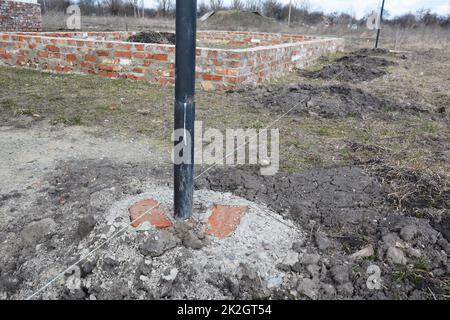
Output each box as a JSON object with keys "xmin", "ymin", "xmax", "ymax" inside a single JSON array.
[
  {"xmin": 210, "ymin": 0, "xmax": 224, "ymax": 10},
  {"xmin": 103, "ymin": 0, "xmax": 122, "ymax": 15},
  {"xmin": 156, "ymin": 0, "xmax": 173, "ymax": 17},
  {"xmin": 246, "ymin": 0, "xmax": 263, "ymax": 12},
  {"xmin": 78, "ymin": 0, "xmax": 96, "ymax": 15},
  {"xmin": 198, "ymin": 0, "xmax": 210, "ymax": 15},
  {"xmin": 297, "ymin": 0, "xmax": 310, "ymax": 12},
  {"xmin": 127, "ymin": 0, "xmax": 140, "ymax": 18},
  {"xmin": 263, "ymin": 0, "xmax": 283, "ymax": 19},
  {"xmin": 231, "ymin": 0, "xmax": 245, "ymax": 10}
]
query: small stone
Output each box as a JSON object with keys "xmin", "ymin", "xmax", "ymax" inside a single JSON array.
[
  {"xmin": 77, "ymin": 215, "xmax": 96, "ymax": 239},
  {"xmin": 80, "ymin": 260, "xmax": 96, "ymax": 277},
  {"xmin": 437, "ymin": 238, "xmax": 450, "ymax": 254},
  {"xmin": 102, "ymin": 257, "xmax": 119, "ymax": 272},
  {"xmin": 297, "ymin": 278, "xmax": 318, "ymax": 300},
  {"xmin": 267, "ymin": 275, "xmax": 284, "ymax": 289},
  {"xmin": 350, "ymin": 245, "xmax": 374, "ymax": 261},
  {"xmin": 320, "ymin": 283, "xmax": 336, "ymax": 297},
  {"xmin": 162, "ymin": 268, "xmax": 178, "ymax": 281},
  {"xmin": 400, "ymin": 225, "xmax": 418, "ymax": 242},
  {"xmin": 182, "ymin": 231, "xmax": 205, "ymax": 250},
  {"xmin": 65, "ymin": 273, "xmax": 81, "ymax": 291},
  {"xmin": 337, "ymin": 282, "xmax": 354, "ymax": 296},
  {"xmin": 124, "ymin": 177, "xmax": 143, "ymax": 195},
  {"xmin": 405, "ymin": 247, "xmax": 421, "ymax": 258},
  {"xmin": 90, "ymin": 188, "xmax": 116, "ymax": 211},
  {"xmin": 330, "ymin": 265, "xmax": 349, "ymax": 285},
  {"xmin": 386, "ymin": 247, "xmax": 407, "ymax": 265},
  {"xmin": 292, "ymin": 240, "xmax": 305, "ymax": 253},
  {"xmin": 20, "ymin": 218, "xmax": 57, "ymax": 246},
  {"xmin": 139, "ymin": 275, "xmax": 149, "ymax": 282},
  {"xmin": 382, "ymin": 233, "xmax": 401, "ymax": 249},
  {"xmin": 315, "ymin": 232, "xmax": 332, "ymax": 251},
  {"xmin": 136, "ymin": 221, "xmax": 153, "ymax": 231},
  {"xmin": 0, "ymin": 275, "xmax": 20, "ymax": 294},
  {"xmin": 301, "ymin": 253, "xmax": 321, "ymax": 265},
  {"xmin": 282, "ymin": 252, "xmax": 299, "ymax": 268},
  {"xmin": 174, "ymin": 221, "xmax": 206, "ymax": 250},
  {"xmin": 138, "ymin": 260, "xmax": 152, "ymax": 276},
  {"xmin": 139, "ymin": 230, "xmax": 179, "ymax": 257},
  {"xmin": 306, "ymin": 264, "xmax": 321, "ymax": 279}
]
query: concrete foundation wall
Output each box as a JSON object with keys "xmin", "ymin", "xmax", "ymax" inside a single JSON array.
[
  {"xmin": 0, "ymin": 0, "xmax": 41, "ymax": 32},
  {"xmin": 0, "ymin": 31, "xmax": 344, "ymax": 90}
]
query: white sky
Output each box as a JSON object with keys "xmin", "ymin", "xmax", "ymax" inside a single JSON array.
[{"xmin": 143, "ymin": 0, "xmax": 450, "ymax": 19}]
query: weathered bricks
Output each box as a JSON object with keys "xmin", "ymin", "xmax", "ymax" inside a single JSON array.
[
  {"xmin": 0, "ymin": 30, "xmax": 344, "ymax": 91},
  {"xmin": 0, "ymin": 0, "xmax": 41, "ymax": 32}
]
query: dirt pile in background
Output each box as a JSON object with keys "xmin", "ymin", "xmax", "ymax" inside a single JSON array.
[
  {"xmin": 252, "ymin": 83, "xmax": 390, "ymax": 118},
  {"xmin": 127, "ymin": 31, "xmax": 176, "ymax": 45},
  {"xmin": 303, "ymin": 49, "xmax": 399, "ymax": 82}
]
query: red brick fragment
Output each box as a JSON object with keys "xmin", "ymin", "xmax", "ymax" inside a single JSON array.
[
  {"xmin": 206, "ymin": 204, "xmax": 248, "ymax": 238},
  {"xmin": 128, "ymin": 198, "xmax": 173, "ymax": 229}
]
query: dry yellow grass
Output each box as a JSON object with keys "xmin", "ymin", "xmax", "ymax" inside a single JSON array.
[{"xmin": 41, "ymin": 11, "xmax": 450, "ymax": 50}]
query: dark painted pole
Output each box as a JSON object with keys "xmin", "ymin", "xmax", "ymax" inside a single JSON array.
[
  {"xmin": 174, "ymin": 0, "xmax": 197, "ymax": 220},
  {"xmin": 375, "ymin": 0, "xmax": 386, "ymax": 49}
]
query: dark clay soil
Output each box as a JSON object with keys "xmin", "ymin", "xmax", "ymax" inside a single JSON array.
[
  {"xmin": 303, "ymin": 49, "xmax": 399, "ymax": 82},
  {"xmin": 195, "ymin": 165, "xmax": 450, "ymax": 300},
  {"xmin": 2, "ymin": 158, "xmax": 449, "ymax": 300},
  {"xmin": 252, "ymin": 83, "xmax": 391, "ymax": 118},
  {"xmin": 127, "ymin": 31, "xmax": 176, "ymax": 45}
]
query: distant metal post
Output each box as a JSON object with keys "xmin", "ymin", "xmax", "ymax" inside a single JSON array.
[
  {"xmin": 174, "ymin": 0, "xmax": 197, "ymax": 220},
  {"xmin": 375, "ymin": 0, "xmax": 386, "ymax": 48},
  {"xmin": 288, "ymin": 0, "xmax": 292, "ymax": 26}
]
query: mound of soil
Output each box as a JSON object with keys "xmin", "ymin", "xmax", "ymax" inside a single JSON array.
[
  {"xmin": 303, "ymin": 49, "xmax": 397, "ymax": 82},
  {"xmin": 199, "ymin": 10, "xmax": 278, "ymax": 30},
  {"xmin": 253, "ymin": 83, "xmax": 389, "ymax": 118},
  {"xmin": 2, "ymin": 158, "xmax": 449, "ymax": 300},
  {"xmin": 127, "ymin": 31, "xmax": 176, "ymax": 45},
  {"xmin": 196, "ymin": 165, "xmax": 450, "ymax": 300},
  {"xmin": 196, "ymin": 166, "xmax": 386, "ymax": 236}
]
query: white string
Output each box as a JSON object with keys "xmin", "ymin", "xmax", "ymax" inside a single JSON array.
[{"xmin": 26, "ymin": 90, "xmax": 313, "ymax": 300}]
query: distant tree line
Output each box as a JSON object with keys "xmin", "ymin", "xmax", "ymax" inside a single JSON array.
[{"xmin": 38, "ymin": 0, "xmax": 450, "ymax": 27}]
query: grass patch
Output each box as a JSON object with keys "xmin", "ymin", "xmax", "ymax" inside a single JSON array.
[
  {"xmin": 0, "ymin": 53, "xmax": 449, "ymax": 176},
  {"xmin": 393, "ymin": 257, "xmax": 430, "ymax": 282},
  {"xmin": 52, "ymin": 115, "xmax": 83, "ymax": 126}
]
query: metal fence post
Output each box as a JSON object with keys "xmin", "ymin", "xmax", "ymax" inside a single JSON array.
[
  {"xmin": 375, "ymin": 0, "xmax": 386, "ymax": 49},
  {"xmin": 174, "ymin": 0, "xmax": 197, "ymax": 220}
]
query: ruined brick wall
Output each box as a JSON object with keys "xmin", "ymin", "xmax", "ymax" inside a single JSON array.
[
  {"xmin": 0, "ymin": 0, "xmax": 41, "ymax": 32},
  {"xmin": 0, "ymin": 31, "xmax": 344, "ymax": 91}
]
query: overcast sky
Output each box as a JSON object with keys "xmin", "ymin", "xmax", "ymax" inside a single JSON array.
[{"xmin": 143, "ymin": 0, "xmax": 450, "ymax": 19}]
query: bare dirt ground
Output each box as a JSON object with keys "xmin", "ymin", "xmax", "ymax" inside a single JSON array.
[{"xmin": 1, "ymin": 16, "xmax": 449, "ymax": 300}]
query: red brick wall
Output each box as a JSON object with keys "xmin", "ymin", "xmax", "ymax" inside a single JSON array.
[
  {"xmin": 0, "ymin": 0, "xmax": 41, "ymax": 32},
  {"xmin": 0, "ymin": 31, "xmax": 344, "ymax": 91}
]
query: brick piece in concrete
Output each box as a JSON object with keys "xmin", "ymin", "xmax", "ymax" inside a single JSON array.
[
  {"xmin": 128, "ymin": 198, "xmax": 173, "ymax": 229},
  {"xmin": 206, "ymin": 204, "xmax": 248, "ymax": 238}
]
